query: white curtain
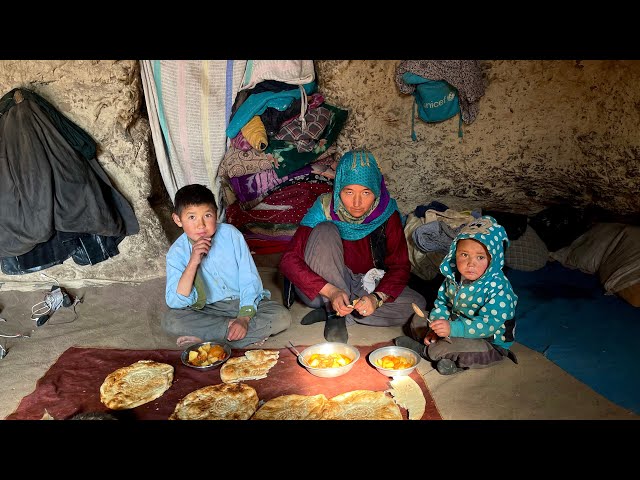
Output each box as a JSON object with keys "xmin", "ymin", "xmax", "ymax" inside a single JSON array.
[{"xmin": 140, "ymin": 60, "xmax": 247, "ymax": 214}]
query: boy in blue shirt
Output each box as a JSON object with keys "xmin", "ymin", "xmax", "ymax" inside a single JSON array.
[{"xmin": 162, "ymin": 184, "xmax": 291, "ymax": 348}]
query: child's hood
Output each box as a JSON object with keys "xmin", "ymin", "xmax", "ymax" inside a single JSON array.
[{"xmin": 439, "ymin": 215, "xmax": 510, "ymax": 280}]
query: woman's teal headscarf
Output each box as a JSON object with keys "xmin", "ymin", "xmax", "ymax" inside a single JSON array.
[{"xmin": 300, "ymin": 150, "xmax": 399, "ymax": 240}]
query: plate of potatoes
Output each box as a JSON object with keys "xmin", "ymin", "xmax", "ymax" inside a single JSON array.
[{"xmin": 181, "ymin": 341, "xmax": 232, "ymax": 370}]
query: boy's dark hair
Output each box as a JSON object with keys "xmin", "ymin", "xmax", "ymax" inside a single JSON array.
[{"xmin": 173, "ymin": 184, "xmax": 217, "ymax": 216}]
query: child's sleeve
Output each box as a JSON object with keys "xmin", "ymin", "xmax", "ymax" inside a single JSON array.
[
  {"xmin": 233, "ymin": 228, "xmax": 269, "ymax": 316},
  {"xmin": 448, "ymin": 284, "xmax": 517, "ymax": 340},
  {"xmin": 165, "ymin": 245, "xmax": 198, "ymax": 308},
  {"xmin": 429, "ymin": 281, "xmax": 452, "ymax": 321}
]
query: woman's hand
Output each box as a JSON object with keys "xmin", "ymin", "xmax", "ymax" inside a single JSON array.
[
  {"xmin": 322, "ymin": 285, "xmax": 351, "ymax": 316},
  {"xmin": 354, "ymin": 294, "xmax": 377, "ymax": 317}
]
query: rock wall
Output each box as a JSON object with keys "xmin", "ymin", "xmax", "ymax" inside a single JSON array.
[
  {"xmin": 1, "ymin": 59, "xmax": 638, "ymax": 291},
  {"xmin": 317, "ymin": 60, "xmax": 640, "ymax": 216}
]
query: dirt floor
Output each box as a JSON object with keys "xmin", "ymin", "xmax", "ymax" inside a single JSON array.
[{"xmin": 1, "ymin": 264, "xmax": 637, "ymax": 421}]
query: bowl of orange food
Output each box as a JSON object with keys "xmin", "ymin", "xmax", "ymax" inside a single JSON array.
[
  {"xmin": 181, "ymin": 341, "xmax": 232, "ymax": 370},
  {"xmin": 298, "ymin": 342, "xmax": 360, "ymax": 378},
  {"xmin": 369, "ymin": 345, "xmax": 420, "ymax": 377}
]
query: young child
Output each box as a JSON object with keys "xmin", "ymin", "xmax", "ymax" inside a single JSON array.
[
  {"xmin": 161, "ymin": 184, "xmax": 291, "ymax": 349},
  {"xmin": 395, "ymin": 215, "xmax": 518, "ymax": 375}
]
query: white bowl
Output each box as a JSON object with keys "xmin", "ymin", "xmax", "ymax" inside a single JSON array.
[
  {"xmin": 368, "ymin": 345, "xmax": 420, "ymax": 377},
  {"xmin": 298, "ymin": 342, "xmax": 360, "ymax": 378}
]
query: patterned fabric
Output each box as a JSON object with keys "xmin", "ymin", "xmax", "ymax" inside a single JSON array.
[
  {"xmin": 219, "ymin": 141, "xmax": 338, "ymax": 180},
  {"xmin": 264, "ymin": 103, "xmax": 348, "ymax": 179},
  {"xmin": 395, "ymin": 60, "xmax": 485, "ymax": 124},
  {"xmin": 274, "ymin": 106, "xmax": 332, "ymax": 152},
  {"xmin": 228, "ymin": 153, "xmax": 337, "ymax": 210},
  {"xmin": 226, "ymin": 82, "xmax": 317, "ymax": 139},
  {"xmin": 226, "ymin": 183, "xmax": 333, "ymax": 232},
  {"xmin": 230, "ymin": 131, "xmax": 253, "ymax": 151},
  {"xmin": 300, "ymin": 150, "xmax": 399, "ymax": 241},
  {"xmin": 504, "ymin": 225, "xmax": 549, "ymax": 272},
  {"xmin": 217, "ymin": 145, "xmax": 276, "ymax": 178}
]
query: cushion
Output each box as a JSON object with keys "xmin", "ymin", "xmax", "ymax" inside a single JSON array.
[
  {"xmin": 598, "ymin": 224, "xmax": 640, "ymax": 294},
  {"xmin": 551, "ymin": 223, "xmax": 626, "ymax": 274},
  {"xmin": 504, "ymin": 225, "xmax": 549, "ymax": 271},
  {"xmin": 616, "ymin": 283, "xmax": 640, "ymax": 308}
]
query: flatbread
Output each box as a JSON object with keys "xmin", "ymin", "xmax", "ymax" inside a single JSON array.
[
  {"xmin": 387, "ymin": 376, "xmax": 426, "ymax": 420},
  {"xmin": 169, "ymin": 382, "xmax": 259, "ymax": 420},
  {"xmin": 322, "ymin": 390, "xmax": 402, "ymax": 420},
  {"xmin": 252, "ymin": 394, "xmax": 329, "ymax": 420},
  {"xmin": 100, "ymin": 360, "xmax": 174, "ymax": 410},
  {"xmin": 220, "ymin": 349, "xmax": 279, "ymax": 383}
]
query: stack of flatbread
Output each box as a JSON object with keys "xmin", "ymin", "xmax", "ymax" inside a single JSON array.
[
  {"xmin": 99, "ymin": 360, "xmax": 174, "ymax": 410},
  {"xmin": 252, "ymin": 389, "xmax": 402, "ymax": 420},
  {"xmin": 386, "ymin": 376, "xmax": 426, "ymax": 420},
  {"xmin": 220, "ymin": 349, "xmax": 279, "ymax": 383},
  {"xmin": 169, "ymin": 383, "xmax": 259, "ymax": 420}
]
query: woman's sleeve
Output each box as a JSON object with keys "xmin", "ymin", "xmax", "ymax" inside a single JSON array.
[
  {"xmin": 279, "ymin": 225, "xmax": 329, "ymax": 301},
  {"xmin": 376, "ymin": 212, "xmax": 411, "ymax": 300}
]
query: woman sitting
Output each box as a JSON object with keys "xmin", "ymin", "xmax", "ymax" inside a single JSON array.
[{"xmin": 279, "ymin": 149, "xmax": 426, "ymax": 343}]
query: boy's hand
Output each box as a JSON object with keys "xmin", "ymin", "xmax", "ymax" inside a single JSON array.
[
  {"xmin": 227, "ymin": 316, "xmax": 250, "ymax": 341},
  {"xmin": 189, "ymin": 236, "xmax": 211, "ymax": 266}
]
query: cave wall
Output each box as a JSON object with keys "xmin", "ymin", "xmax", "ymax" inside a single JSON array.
[
  {"xmin": 318, "ymin": 60, "xmax": 640, "ymax": 216},
  {"xmin": 0, "ymin": 59, "xmax": 638, "ymax": 291}
]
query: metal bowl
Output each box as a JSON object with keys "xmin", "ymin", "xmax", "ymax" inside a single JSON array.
[
  {"xmin": 298, "ymin": 342, "xmax": 360, "ymax": 378},
  {"xmin": 368, "ymin": 345, "xmax": 420, "ymax": 377},
  {"xmin": 180, "ymin": 341, "xmax": 232, "ymax": 370}
]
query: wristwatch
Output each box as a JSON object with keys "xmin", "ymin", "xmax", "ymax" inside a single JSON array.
[{"xmin": 372, "ymin": 292, "xmax": 385, "ymax": 308}]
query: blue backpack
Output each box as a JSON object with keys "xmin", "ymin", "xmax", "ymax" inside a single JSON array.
[{"xmin": 402, "ymin": 72, "xmax": 462, "ymax": 140}]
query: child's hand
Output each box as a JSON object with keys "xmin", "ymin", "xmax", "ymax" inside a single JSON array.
[
  {"xmin": 190, "ymin": 236, "xmax": 211, "ymax": 266},
  {"xmin": 430, "ymin": 319, "xmax": 452, "ymax": 338},
  {"xmin": 424, "ymin": 330, "xmax": 439, "ymax": 345},
  {"xmin": 227, "ymin": 316, "xmax": 249, "ymax": 341}
]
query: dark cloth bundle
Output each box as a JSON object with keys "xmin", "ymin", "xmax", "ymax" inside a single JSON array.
[{"xmin": 0, "ymin": 88, "xmax": 139, "ymax": 274}]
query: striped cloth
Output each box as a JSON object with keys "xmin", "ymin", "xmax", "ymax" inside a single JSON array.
[{"xmin": 140, "ymin": 60, "xmax": 247, "ymax": 213}]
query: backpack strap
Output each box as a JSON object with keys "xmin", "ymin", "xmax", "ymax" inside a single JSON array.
[
  {"xmin": 411, "ymin": 98, "xmax": 417, "ymax": 141},
  {"xmin": 458, "ymin": 113, "xmax": 463, "ymax": 138}
]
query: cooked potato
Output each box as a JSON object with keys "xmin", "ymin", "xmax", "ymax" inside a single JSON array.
[
  {"xmin": 376, "ymin": 355, "xmax": 414, "ymax": 370},
  {"xmin": 305, "ymin": 353, "xmax": 352, "ymax": 369},
  {"xmin": 188, "ymin": 343, "xmax": 228, "ymax": 366}
]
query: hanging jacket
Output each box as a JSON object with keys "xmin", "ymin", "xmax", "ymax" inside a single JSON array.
[{"xmin": 0, "ymin": 88, "xmax": 139, "ymax": 274}]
